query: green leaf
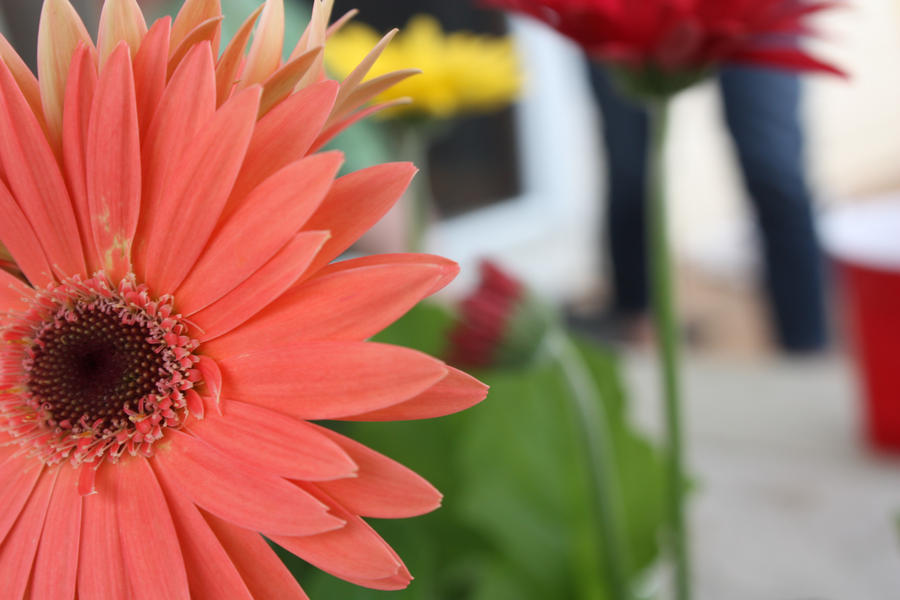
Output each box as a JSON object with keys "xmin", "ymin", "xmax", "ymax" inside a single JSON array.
[{"xmin": 286, "ymin": 304, "xmax": 666, "ymax": 599}]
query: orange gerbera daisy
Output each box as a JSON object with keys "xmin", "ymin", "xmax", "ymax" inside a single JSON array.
[{"xmin": 0, "ymin": 0, "xmax": 487, "ymax": 597}]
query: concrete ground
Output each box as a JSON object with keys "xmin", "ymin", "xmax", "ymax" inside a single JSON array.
[{"xmin": 623, "ymin": 352, "xmax": 900, "ymax": 600}]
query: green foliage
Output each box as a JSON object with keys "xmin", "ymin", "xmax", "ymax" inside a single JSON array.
[{"xmin": 288, "ymin": 303, "xmax": 666, "ymax": 599}]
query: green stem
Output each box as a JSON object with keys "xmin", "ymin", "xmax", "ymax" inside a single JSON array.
[
  {"xmin": 545, "ymin": 330, "xmax": 632, "ymax": 600},
  {"xmin": 647, "ymin": 99, "xmax": 690, "ymax": 600}
]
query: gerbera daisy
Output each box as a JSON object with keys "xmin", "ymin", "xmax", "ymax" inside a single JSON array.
[
  {"xmin": 484, "ymin": 0, "xmax": 842, "ymax": 93},
  {"xmin": 0, "ymin": 0, "xmax": 487, "ymax": 597}
]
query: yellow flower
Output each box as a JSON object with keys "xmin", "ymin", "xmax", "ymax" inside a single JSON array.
[{"xmin": 326, "ymin": 15, "xmax": 521, "ymax": 119}]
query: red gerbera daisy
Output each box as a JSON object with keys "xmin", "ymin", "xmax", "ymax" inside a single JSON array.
[
  {"xmin": 0, "ymin": 0, "xmax": 486, "ymax": 597},
  {"xmin": 484, "ymin": 0, "xmax": 841, "ymax": 78}
]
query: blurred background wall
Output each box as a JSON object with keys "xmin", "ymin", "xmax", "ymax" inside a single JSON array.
[{"xmin": 432, "ymin": 0, "xmax": 900, "ymax": 307}]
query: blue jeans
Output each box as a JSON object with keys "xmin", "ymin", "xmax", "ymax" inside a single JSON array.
[{"xmin": 589, "ymin": 64, "xmax": 827, "ymax": 351}]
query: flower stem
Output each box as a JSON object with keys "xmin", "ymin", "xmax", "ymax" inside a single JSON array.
[
  {"xmin": 545, "ymin": 329, "xmax": 632, "ymax": 600},
  {"xmin": 647, "ymin": 99, "xmax": 691, "ymax": 600}
]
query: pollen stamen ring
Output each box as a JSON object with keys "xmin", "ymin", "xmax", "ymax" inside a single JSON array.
[{"xmin": 0, "ymin": 273, "xmax": 203, "ymax": 467}]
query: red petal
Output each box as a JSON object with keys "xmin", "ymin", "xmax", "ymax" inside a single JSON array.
[
  {"xmin": 86, "ymin": 42, "xmax": 142, "ymax": 282},
  {"xmin": 344, "ymin": 366, "xmax": 489, "ymax": 421},
  {"xmin": 312, "ymin": 425, "xmax": 442, "ymax": 518},
  {"xmin": 31, "ymin": 465, "xmax": 82, "ymax": 600},
  {"xmin": 153, "ymin": 459, "xmax": 254, "ymax": 599},
  {"xmin": 301, "ymin": 163, "xmax": 417, "ymax": 275},
  {"xmin": 79, "ymin": 462, "xmax": 128, "ymax": 598},
  {"xmin": 177, "ymin": 151, "xmax": 342, "ymax": 314},
  {"xmin": 153, "ymin": 429, "xmax": 344, "ymax": 536},
  {"xmin": 187, "ymin": 399, "xmax": 357, "ymax": 481},
  {"xmin": 115, "ymin": 457, "xmax": 190, "ymax": 599},
  {"xmin": 0, "ymin": 465, "xmax": 56, "ymax": 597},
  {"xmin": 213, "ymin": 341, "xmax": 448, "ymax": 420},
  {"xmin": 0, "ymin": 58, "xmax": 86, "ymax": 279},
  {"xmin": 270, "ymin": 484, "xmax": 403, "ymax": 582},
  {"xmin": 203, "ymin": 513, "xmax": 310, "ymax": 600},
  {"xmin": 141, "ymin": 85, "xmax": 260, "ymax": 293},
  {"xmin": 729, "ymin": 46, "xmax": 845, "ymax": 77},
  {"xmin": 191, "ymin": 230, "xmax": 329, "ymax": 340}
]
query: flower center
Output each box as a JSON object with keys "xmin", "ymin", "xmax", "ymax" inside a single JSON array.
[
  {"xmin": 0, "ymin": 274, "xmax": 202, "ymax": 467},
  {"xmin": 28, "ymin": 307, "xmax": 168, "ymax": 432}
]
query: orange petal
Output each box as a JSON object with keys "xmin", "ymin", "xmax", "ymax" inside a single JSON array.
[
  {"xmin": 339, "ymin": 565, "xmax": 414, "ymax": 591},
  {"xmin": 31, "ymin": 465, "xmax": 82, "ymax": 600},
  {"xmin": 0, "ymin": 178, "xmax": 54, "ymax": 287},
  {"xmin": 227, "ymin": 79, "xmax": 338, "ymax": 210},
  {"xmin": 311, "ymin": 97, "xmax": 409, "ymax": 153},
  {"xmin": 134, "ymin": 42, "xmax": 216, "ymax": 281},
  {"xmin": 79, "ymin": 463, "xmax": 128, "ymax": 598},
  {"xmin": 213, "ymin": 341, "xmax": 448, "ymax": 419},
  {"xmin": 301, "ymin": 162, "xmax": 417, "ymax": 274},
  {"xmin": 291, "ymin": 0, "xmax": 333, "ymax": 85},
  {"xmin": 242, "ymin": 0, "xmax": 285, "ymax": 87},
  {"xmin": 328, "ymin": 68, "xmax": 419, "ymax": 127},
  {"xmin": 214, "ymin": 4, "xmax": 263, "ymax": 105},
  {"xmin": 0, "ymin": 466, "xmax": 56, "ymax": 598},
  {"xmin": 171, "ymin": 0, "xmax": 222, "ymax": 54},
  {"xmin": 344, "ymin": 366, "xmax": 489, "ymax": 422},
  {"xmin": 0, "ymin": 33, "xmax": 47, "ymax": 136},
  {"xmin": 259, "ymin": 46, "xmax": 322, "ymax": 117},
  {"xmin": 115, "ymin": 458, "xmax": 190, "ymax": 600},
  {"xmin": 62, "ymin": 44, "xmax": 100, "ymax": 272},
  {"xmin": 167, "ymin": 16, "xmax": 223, "ymax": 79},
  {"xmin": 271, "ymin": 484, "xmax": 404, "ymax": 582},
  {"xmin": 37, "ymin": 0, "xmax": 94, "ymax": 150},
  {"xmin": 213, "ymin": 260, "xmax": 450, "ymax": 353},
  {"xmin": 332, "ymin": 29, "xmax": 396, "ymax": 109},
  {"xmin": 203, "ymin": 512, "xmax": 310, "ymax": 599},
  {"xmin": 0, "ymin": 268, "xmax": 30, "ymax": 312},
  {"xmin": 0, "ymin": 59, "xmax": 86, "ymax": 279},
  {"xmin": 97, "ymin": 0, "xmax": 148, "ymax": 69},
  {"xmin": 177, "ymin": 151, "xmax": 342, "ymax": 314},
  {"xmin": 153, "ymin": 461, "xmax": 254, "ymax": 599},
  {"xmin": 86, "ymin": 42, "xmax": 141, "ymax": 282},
  {"xmin": 187, "ymin": 400, "xmax": 357, "ymax": 481},
  {"xmin": 133, "ymin": 16, "xmax": 171, "ymax": 139},
  {"xmin": 153, "ymin": 429, "xmax": 344, "ymax": 536},
  {"xmin": 190, "ymin": 231, "xmax": 329, "ymax": 340},
  {"xmin": 312, "ymin": 426, "xmax": 442, "ymax": 518},
  {"xmin": 0, "ymin": 455, "xmax": 43, "ymax": 547},
  {"xmin": 316, "ymin": 252, "xmax": 459, "ymax": 295},
  {"xmin": 141, "ymin": 86, "xmax": 259, "ymax": 293}
]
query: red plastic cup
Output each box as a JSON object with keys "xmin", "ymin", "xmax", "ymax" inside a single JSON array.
[{"xmin": 823, "ymin": 198, "xmax": 900, "ymax": 450}]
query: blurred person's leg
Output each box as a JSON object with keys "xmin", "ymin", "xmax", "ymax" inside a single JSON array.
[
  {"xmin": 719, "ymin": 66, "xmax": 827, "ymax": 352},
  {"xmin": 588, "ymin": 63, "xmax": 650, "ymax": 318}
]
